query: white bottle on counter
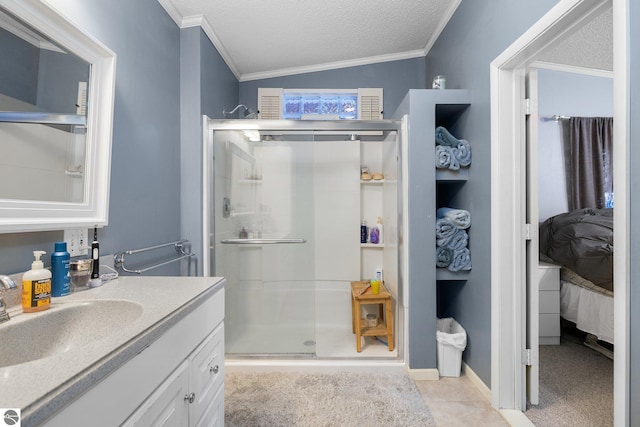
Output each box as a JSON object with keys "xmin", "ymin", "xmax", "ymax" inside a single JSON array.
[{"xmin": 376, "ymin": 217, "xmax": 384, "ymax": 244}]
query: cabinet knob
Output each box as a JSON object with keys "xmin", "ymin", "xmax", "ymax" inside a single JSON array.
[
  {"xmin": 209, "ymin": 365, "xmax": 219, "ymax": 374},
  {"xmin": 184, "ymin": 392, "xmax": 195, "ymax": 404}
]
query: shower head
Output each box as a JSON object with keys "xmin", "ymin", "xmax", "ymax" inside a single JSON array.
[{"xmin": 223, "ymin": 104, "xmax": 258, "ymax": 119}]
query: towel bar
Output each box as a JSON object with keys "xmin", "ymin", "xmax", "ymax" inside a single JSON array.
[
  {"xmin": 114, "ymin": 240, "xmax": 194, "ymax": 274},
  {"xmin": 220, "ymin": 238, "xmax": 306, "ymax": 244}
]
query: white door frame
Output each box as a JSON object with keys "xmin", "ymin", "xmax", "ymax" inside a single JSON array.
[{"xmin": 489, "ymin": 0, "xmax": 628, "ymax": 423}]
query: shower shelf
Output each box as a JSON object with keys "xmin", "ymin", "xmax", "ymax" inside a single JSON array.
[
  {"xmin": 230, "ymin": 211, "xmax": 269, "ymax": 217},
  {"xmin": 361, "ymin": 243, "xmax": 385, "ymax": 248},
  {"xmin": 360, "ymin": 179, "xmax": 385, "ymax": 184}
]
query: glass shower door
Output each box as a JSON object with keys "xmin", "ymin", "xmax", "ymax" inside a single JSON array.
[{"xmin": 214, "ymin": 130, "xmax": 317, "ymax": 355}]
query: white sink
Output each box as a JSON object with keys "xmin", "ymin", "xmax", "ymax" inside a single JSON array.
[{"xmin": 0, "ymin": 300, "xmax": 143, "ymax": 368}]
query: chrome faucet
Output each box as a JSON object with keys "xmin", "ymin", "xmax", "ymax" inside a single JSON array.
[{"xmin": 0, "ymin": 275, "xmax": 17, "ymax": 323}]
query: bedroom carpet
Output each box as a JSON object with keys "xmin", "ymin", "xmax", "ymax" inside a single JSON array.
[
  {"xmin": 224, "ymin": 371, "xmax": 435, "ymax": 426},
  {"xmin": 525, "ymin": 321, "xmax": 613, "ymax": 427}
]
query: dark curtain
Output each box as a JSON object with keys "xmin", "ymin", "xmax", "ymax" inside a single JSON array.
[{"xmin": 565, "ymin": 117, "xmax": 614, "ymax": 210}]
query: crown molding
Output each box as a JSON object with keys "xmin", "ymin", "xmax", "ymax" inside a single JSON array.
[
  {"xmin": 422, "ymin": 0, "xmax": 461, "ymax": 55},
  {"xmin": 0, "ymin": 11, "xmax": 64, "ymax": 52},
  {"xmin": 156, "ymin": 0, "xmax": 183, "ymax": 27},
  {"xmin": 239, "ymin": 49, "xmax": 426, "ymax": 82},
  {"xmin": 156, "ymin": 0, "xmax": 242, "ymax": 80},
  {"xmin": 157, "ymin": 0, "xmax": 436, "ymax": 83},
  {"xmin": 185, "ymin": 14, "xmax": 241, "ymax": 80}
]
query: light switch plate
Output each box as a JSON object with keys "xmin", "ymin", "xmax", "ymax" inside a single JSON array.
[{"xmin": 64, "ymin": 228, "xmax": 89, "ymax": 257}]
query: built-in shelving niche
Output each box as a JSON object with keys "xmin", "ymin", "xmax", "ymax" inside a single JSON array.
[{"xmin": 435, "ymin": 101, "xmax": 471, "ymax": 284}]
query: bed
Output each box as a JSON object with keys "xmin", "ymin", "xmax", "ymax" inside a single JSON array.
[{"xmin": 539, "ymin": 208, "xmax": 614, "ymax": 352}]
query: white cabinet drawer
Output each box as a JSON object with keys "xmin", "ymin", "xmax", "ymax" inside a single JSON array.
[
  {"xmin": 539, "ymin": 313, "xmax": 560, "ymax": 336},
  {"xmin": 194, "ymin": 381, "xmax": 224, "ymax": 427},
  {"xmin": 538, "ymin": 263, "xmax": 560, "ymax": 291},
  {"xmin": 539, "ymin": 290, "xmax": 560, "ymax": 314}
]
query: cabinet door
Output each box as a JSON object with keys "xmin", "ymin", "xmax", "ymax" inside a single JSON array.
[
  {"xmin": 122, "ymin": 361, "xmax": 189, "ymax": 427},
  {"xmin": 189, "ymin": 322, "xmax": 224, "ymax": 426},
  {"xmin": 193, "ymin": 384, "xmax": 224, "ymax": 427}
]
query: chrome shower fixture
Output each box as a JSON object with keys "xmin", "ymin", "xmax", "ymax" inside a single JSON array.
[{"xmin": 223, "ymin": 104, "xmax": 258, "ymax": 119}]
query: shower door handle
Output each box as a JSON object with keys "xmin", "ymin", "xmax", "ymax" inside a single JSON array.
[{"xmin": 220, "ymin": 238, "xmax": 306, "ymax": 244}]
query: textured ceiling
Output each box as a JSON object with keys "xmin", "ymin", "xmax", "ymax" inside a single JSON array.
[
  {"xmin": 158, "ymin": 0, "xmax": 613, "ymax": 82},
  {"xmin": 159, "ymin": 0, "xmax": 460, "ymax": 81},
  {"xmin": 537, "ymin": 7, "xmax": 612, "ymax": 72}
]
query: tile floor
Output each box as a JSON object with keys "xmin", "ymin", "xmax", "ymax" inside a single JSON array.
[{"xmin": 415, "ymin": 375, "xmax": 510, "ymax": 426}]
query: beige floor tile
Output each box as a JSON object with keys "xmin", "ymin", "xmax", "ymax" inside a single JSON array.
[
  {"xmin": 427, "ymin": 401, "xmax": 510, "ymax": 427},
  {"xmin": 415, "ymin": 375, "xmax": 486, "ymax": 403},
  {"xmin": 414, "ymin": 375, "xmax": 510, "ymax": 426}
]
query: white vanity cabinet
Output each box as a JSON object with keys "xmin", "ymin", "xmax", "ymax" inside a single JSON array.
[
  {"xmin": 43, "ymin": 285, "xmax": 225, "ymax": 427},
  {"xmin": 122, "ymin": 323, "xmax": 224, "ymax": 427}
]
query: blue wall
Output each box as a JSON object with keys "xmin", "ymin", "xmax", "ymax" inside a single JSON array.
[
  {"xmin": 426, "ymin": 0, "xmax": 558, "ymax": 386},
  {"xmin": 180, "ymin": 27, "xmax": 239, "ymax": 275},
  {"xmin": 239, "ymin": 57, "xmax": 428, "ymax": 117}
]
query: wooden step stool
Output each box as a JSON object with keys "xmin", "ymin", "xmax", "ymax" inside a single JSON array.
[{"xmin": 351, "ymin": 280, "xmax": 394, "ymax": 352}]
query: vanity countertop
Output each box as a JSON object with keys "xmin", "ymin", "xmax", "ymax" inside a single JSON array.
[{"xmin": 0, "ymin": 276, "xmax": 225, "ymax": 427}]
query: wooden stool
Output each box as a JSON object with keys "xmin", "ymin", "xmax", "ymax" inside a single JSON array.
[{"xmin": 351, "ymin": 280, "xmax": 394, "ymax": 352}]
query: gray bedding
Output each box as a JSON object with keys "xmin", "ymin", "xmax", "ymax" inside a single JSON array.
[{"xmin": 539, "ymin": 208, "xmax": 613, "ymax": 292}]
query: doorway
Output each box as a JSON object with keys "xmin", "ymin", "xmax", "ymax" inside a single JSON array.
[
  {"xmin": 489, "ymin": 0, "xmax": 627, "ymax": 423},
  {"xmin": 527, "ymin": 66, "xmax": 614, "ymax": 425}
]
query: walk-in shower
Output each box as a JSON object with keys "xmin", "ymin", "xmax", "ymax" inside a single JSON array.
[{"xmin": 203, "ymin": 119, "xmax": 404, "ymax": 361}]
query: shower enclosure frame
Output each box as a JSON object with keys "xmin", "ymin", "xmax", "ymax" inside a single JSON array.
[{"xmin": 201, "ymin": 117, "xmax": 407, "ymax": 361}]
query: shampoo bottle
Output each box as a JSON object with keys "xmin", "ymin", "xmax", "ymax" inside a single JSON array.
[
  {"xmin": 22, "ymin": 251, "xmax": 51, "ymax": 313},
  {"xmin": 376, "ymin": 217, "xmax": 384, "ymax": 244},
  {"xmin": 51, "ymin": 242, "xmax": 70, "ymax": 297},
  {"xmin": 360, "ymin": 220, "xmax": 367, "ymax": 244}
]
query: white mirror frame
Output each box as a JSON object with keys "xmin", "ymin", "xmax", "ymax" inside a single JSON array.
[{"xmin": 0, "ymin": 0, "xmax": 116, "ymax": 233}]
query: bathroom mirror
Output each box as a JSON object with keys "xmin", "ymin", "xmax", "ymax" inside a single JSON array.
[{"xmin": 0, "ymin": 0, "xmax": 116, "ymax": 232}]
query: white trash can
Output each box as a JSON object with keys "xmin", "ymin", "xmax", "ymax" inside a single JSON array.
[{"xmin": 436, "ymin": 318, "xmax": 467, "ymax": 377}]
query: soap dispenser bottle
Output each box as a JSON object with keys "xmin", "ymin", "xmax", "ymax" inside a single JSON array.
[
  {"xmin": 51, "ymin": 242, "xmax": 70, "ymax": 297},
  {"xmin": 22, "ymin": 251, "xmax": 51, "ymax": 313}
]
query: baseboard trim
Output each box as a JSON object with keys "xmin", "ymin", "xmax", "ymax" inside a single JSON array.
[
  {"xmin": 461, "ymin": 361, "xmax": 491, "ymax": 402},
  {"xmin": 407, "ymin": 368, "xmax": 439, "ymax": 381},
  {"xmin": 499, "ymin": 409, "xmax": 535, "ymax": 427}
]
